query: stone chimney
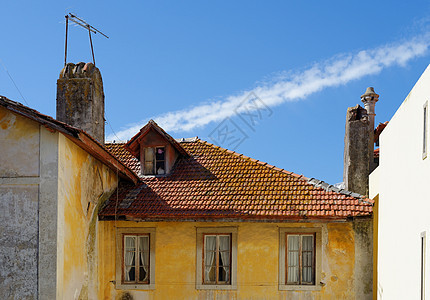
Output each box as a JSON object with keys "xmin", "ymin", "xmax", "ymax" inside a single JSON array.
[
  {"xmin": 361, "ymin": 87, "xmax": 379, "ymax": 173},
  {"xmin": 343, "ymin": 87, "xmax": 379, "ymax": 196},
  {"xmin": 56, "ymin": 62, "xmax": 105, "ymax": 144}
]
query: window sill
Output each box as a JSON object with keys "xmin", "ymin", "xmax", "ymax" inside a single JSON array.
[
  {"xmin": 116, "ymin": 283, "xmax": 155, "ymax": 290},
  {"xmin": 196, "ymin": 284, "xmax": 237, "ymax": 290},
  {"xmin": 278, "ymin": 283, "xmax": 322, "ymax": 291}
]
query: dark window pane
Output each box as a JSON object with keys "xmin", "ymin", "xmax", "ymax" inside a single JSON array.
[
  {"xmin": 128, "ymin": 266, "xmax": 135, "ymax": 281},
  {"xmin": 155, "ymin": 147, "xmax": 165, "ymax": 160},
  {"xmin": 156, "ymin": 160, "xmax": 165, "ymax": 175}
]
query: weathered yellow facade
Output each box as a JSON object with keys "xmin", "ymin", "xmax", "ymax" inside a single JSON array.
[
  {"xmin": 57, "ymin": 135, "xmax": 118, "ymax": 299},
  {"xmin": 1, "ymin": 99, "xmax": 373, "ymax": 299},
  {"xmin": 97, "ymin": 220, "xmax": 372, "ymax": 300},
  {"xmin": 0, "ymin": 104, "xmax": 121, "ymax": 299}
]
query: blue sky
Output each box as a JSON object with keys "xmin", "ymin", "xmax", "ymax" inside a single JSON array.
[{"xmin": 2, "ymin": 1, "xmax": 430, "ymax": 185}]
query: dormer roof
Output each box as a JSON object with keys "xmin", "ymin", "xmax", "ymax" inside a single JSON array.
[{"xmin": 125, "ymin": 120, "xmax": 189, "ymax": 158}]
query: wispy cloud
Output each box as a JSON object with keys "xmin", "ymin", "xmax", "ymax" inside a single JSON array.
[{"xmin": 109, "ymin": 34, "xmax": 430, "ymax": 141}]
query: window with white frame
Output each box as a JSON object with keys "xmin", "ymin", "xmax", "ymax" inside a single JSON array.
[
  {"xmin": 123, "ymin": 235, "xmax": 150, "ymax": 284},
  {"xmin": 203, "ymin": 234, "xmax": 231, "ymax": 284},
  {"xmin": 279, "ymin": 227, "xmax": 322, "ymax": 291},
  {"xmin": 143, "ymin": 146, "xmax": 165, "ymax": 175},
  {"xmin": 286, "ymin": 233, "xmax": 315, "ymax": 285},
  {"xmin": 196, "ymin": 227, "xmax": 237, "ymax": 290},
  {"xmin": 116, "ymin": 228, "xmax": 155, "ymax": 290}
]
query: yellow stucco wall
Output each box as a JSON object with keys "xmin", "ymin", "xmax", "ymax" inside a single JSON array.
[
  {"xmin": 0, "ymin": 106, "xmax": 40, "ymax": 177},
  {"xmin": 98, "ymin": 220, "xmax": 365, "ymax": 300},
  {"xmin": 57, "ymin": 135, "xmax": 118, "ymax": 299}
]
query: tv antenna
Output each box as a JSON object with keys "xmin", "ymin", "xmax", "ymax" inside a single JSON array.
[{"xmin": 64, "ymin": 13, "xmax": 109, "ymax": 67}]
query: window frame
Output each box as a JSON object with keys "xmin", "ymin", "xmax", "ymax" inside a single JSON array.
[
  {"xmin": 202, "ymin": 233, "xmax": 232, "ymax": 285},
  {"xmin": 142, "ymin": 146, "xmax": 166, "ymax": 175},
  {"xmin": 279, "ymin": 227, "xmax": 322, "ymax": 291},
  {"xmin": 122, "ymin": 234, "xmax": 150, "ymax": 284},
  {"xmin": 286, "ymin": 233, "xmax": 316, "ymax": 285},
  {"xmin": 196, "ymin": 227, "xmax": 237, "ymax": 290},
  {"xmin": 116, "ymin": 227, "xmax": 156, "ymax": 290}
]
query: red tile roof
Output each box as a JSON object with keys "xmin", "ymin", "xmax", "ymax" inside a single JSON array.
[
  {"xmin": 100, "ymin": 139, "xmax": 373, "ymax": 221},
  {"xmin": 374, "ymin": 148, "xmax": 380, "ymax": 158},
  {"xmin": 374, "ymin": 121, "xmax": 389, "ymax": 144}
]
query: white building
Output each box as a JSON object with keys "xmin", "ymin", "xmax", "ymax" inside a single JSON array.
[{"xmin": 370, "ymin": 64, "xmax": 430, "ymax": 299}]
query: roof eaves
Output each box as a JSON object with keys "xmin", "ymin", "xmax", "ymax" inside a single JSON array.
[
  {"xmin": 0, "ymin": 96, "xmax": 139, "ymax": 184},
  {"xmin": 307, "ymin": 177, "xmax": 374, "ymax": 206}
]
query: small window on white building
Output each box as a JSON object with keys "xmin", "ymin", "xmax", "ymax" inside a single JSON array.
[
  {"xmin": 423, "ymin": 102, "xmax": 428, "ymax": 159},
  {"xmin": 143, "ymin": 147, "xmax": 165, "ymax": 175}
]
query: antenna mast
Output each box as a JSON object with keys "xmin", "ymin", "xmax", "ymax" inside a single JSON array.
[{"xmin": 64, "ymin": 13, "xmax": 109, "ymax": 66}]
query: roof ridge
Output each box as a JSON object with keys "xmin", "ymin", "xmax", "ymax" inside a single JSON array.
[
  {"xmin": 306, "ymin": 177, "xmax": 374, "ymax": 205},
  {"xmin": 197, "ymin": 139, "xmax": 308, "ymax": 181}
]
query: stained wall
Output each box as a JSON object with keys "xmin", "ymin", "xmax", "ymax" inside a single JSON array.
[
  {"xmin": 57, "ymin": 135, "xmax": 118, "ymax": 299},
  {"xmin": 97, "ymin": 219, "xmax": 372, "ymax": 300}
]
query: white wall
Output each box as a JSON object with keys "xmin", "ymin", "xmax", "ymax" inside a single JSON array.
[{"xmin": 374, "ymin": 64, "xmax": 430, "ymax": 299}]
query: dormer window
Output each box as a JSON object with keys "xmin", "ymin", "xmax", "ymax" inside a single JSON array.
[
  {"xmin": 143, "ymin": 147, "xmax": 165, "ymax": 175},
  {"xmin": 125, "ymin": 120, "xmax": 189, "ymax": 177}
]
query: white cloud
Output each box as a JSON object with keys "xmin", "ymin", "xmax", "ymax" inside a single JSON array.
[{"xmin": 108, "ymin": 35, "xmax": 430, "ymax": 141}]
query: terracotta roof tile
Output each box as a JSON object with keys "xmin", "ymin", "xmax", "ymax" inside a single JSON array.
[{"xmin": 100, "ymin": 139, "xmax": 373, "ymax": 221}]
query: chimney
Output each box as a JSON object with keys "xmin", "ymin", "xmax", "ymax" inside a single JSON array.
[
  {"xmin": 56, "ymin": 62, "xmax": 105, "ymax": 144},
  {"xmin": 361, "ymin": 87, "xmax": 379, "ymax": 173},
  {"xmin": 343, "ymin": 87, "xmax": 379, "ymax": 196}
]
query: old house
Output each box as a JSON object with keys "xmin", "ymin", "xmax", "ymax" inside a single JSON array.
[
  {"xmin": 369, "ymin": 64, "xmax": 430, "ymax": 299},
  {"xmin": 0, "ymin": 63, "xmax": 138, "ymax": 299},
  {"xmin": 0, "ymin": 63, "xmax": 374, "ymax": 299}
]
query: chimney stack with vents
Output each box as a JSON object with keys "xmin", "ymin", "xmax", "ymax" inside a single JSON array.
[
  {"xmin": 343, "ymin": 87, "xmax": 379, "ymax": 196},
  {"xmin": 56, "ymin": 62, "xmax": 105, "ymax": 144},
  {"xmin": 361, "ymin": 87, "xmax": 379, "ymax": 174}
]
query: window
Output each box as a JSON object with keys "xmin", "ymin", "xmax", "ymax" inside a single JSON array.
[
  {"xmin": 116, "ymin": 228, "xmax": 155, "ymax": 290},
  {"xmin": 279, "ymin": 227, "xmax": 322, "ymax": 291},
  {"xmin": 421, "ymin": 231, "xmax": 426, "ymax": 300},
  {"xmin": 196, "ymin": 227, "xmax": 237, "ymax": 290},
  {"xmin": 204, "ymin": 234, "xmax": 231, "ymax": 284},
  {"xmin": 423, "ymin": 102, "xmax": 428, "ymax": 159},
  {"xmin": 143, "ymin": 147, "xmax": 165, "ymax": 175},
  {"xmin": 286, "ymin": 234, "xmax": 315, "ymax": 285},
  {"xmin": 123, "ymin": 235, "xmax": 149, "ymax": 284}
]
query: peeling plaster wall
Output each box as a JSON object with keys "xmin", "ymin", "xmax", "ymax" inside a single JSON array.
[
  {"xmin": 98, "ymin": 220, "xmax": 372, "ymax": 300},
  {"xmin": 57, "ymin": 135, "xmax": 118, "ymax": 299},
  {"xmin": 353, "ymin": 219, "xmax": 373, "ymax": 299},
  {"xmin": 0, "ymin": 107, "xmax": 59, "ymax": 299},
  {"xmin": 0, "ymin": 106, "xmax": 119, "ymax": 299},
  {"xmin": 0, "ymin": 185, "xmax": 39, "ymax": 299}
]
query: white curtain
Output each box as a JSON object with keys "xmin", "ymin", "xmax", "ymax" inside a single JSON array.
[
  {"xmin": 204, "ymin": 236, "xmax": 216, "ymax": 282},
  {"xmin": 302, "ymin": 235, "xmax": 313, "ymax": 283},
  {"xmin": 219, "ymin": 235, "xmax": 230, "ymax": 282},
  {"xmin": 124, "ymin": 236, "xmax": 136, "ymax": 281},
  {"xmin": 139, "ymin": 236, "xmax": 149, "ymax": 281},
  {"xmin": 287, "ymin": 235, "xmax": 299, "ymax": 283}
]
